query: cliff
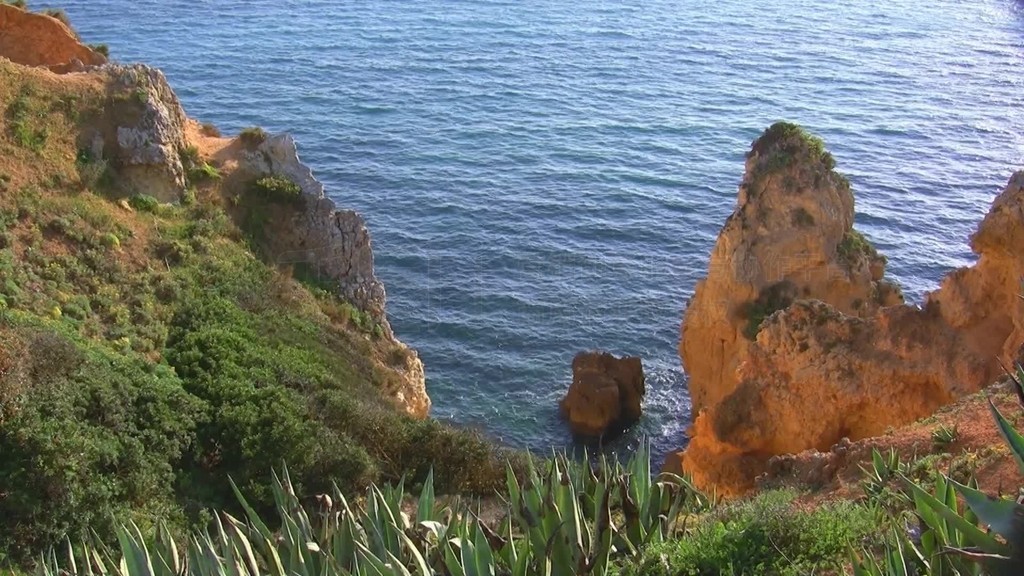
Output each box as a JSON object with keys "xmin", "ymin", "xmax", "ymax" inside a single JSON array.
[
  {"xmin": 0, "ymin": 7, "xmax": 515, "ymax": 562},
  {"xmin": 673, "ymin": 122, "xmax": 1024, "ymax": 494}
]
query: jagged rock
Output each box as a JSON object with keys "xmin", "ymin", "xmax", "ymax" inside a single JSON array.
[
  {"xmin": 681, "ymin": 122, "xmax": 901, "ymax": 416},
  {"xmin": 105, "ymin": 65, "xmax": 190, "ymax": 202},
  {"xmin": 0, "ymin": 5, "xmax": 106, "ymax": 71},
  {"xmin": 560, "ymin": 351, "xmax": 645, "ymax": 437},
  {"xmin": 237, "ymin": 133, "xmax": 388, "ymax": 322},
  {"xmin": 671, "ymin": 124, "xmax": 1024, "ymax": 495}
]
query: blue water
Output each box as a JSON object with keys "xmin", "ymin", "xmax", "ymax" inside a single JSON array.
[{"xmin": 51, "ymin": 0, "xmax": 1024, "ymax": 465}]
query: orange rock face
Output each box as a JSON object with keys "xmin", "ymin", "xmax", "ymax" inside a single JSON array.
[
  {"xmin": 681, "ymin": 123, "xmax": 901, "ymax": 416},
  {"xmin": 0, "ymin": 5, "xmax": 107, "ymax": 71},
  {"xmin": 672, "ymin": 123, "xmax": 1024, "ymax": 495},
  {"xmin": 560, "ymin": 351, "xmax": 645, "ymax": 437}
]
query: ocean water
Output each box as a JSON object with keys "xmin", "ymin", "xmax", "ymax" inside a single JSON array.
[{"xmin": 51, "ymin": 0, "xmax": 1024, "ymax": 464}]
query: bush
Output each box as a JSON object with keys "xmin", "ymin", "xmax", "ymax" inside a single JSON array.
[
  {"xmin": 200, "ymin": 122, "xmax": 221, "ymax": 137},
  {"xmin": 89, "ymin": 43, "xmax": 110, "ymax": 58},
  {"xmin": 0, "ymin": 328, "xmax": 200, "ymax": 565},
  {"xmin": 250, "ymin": 175, "xmax": 303, "ymax": 205},
  {"xmin": 740, "ymin": 280, "xmax": 796, "ymax": 340},
  {"xmin": 127, "ymin": 194, "xmax": 160, "ymax": 213},
  {"xmin": 238, "ymin": 126, "xmax": 267, "ymax": 147},
  {"xmin": 630, "ymin": 489, "xmax": 879, "ymax": 576}
]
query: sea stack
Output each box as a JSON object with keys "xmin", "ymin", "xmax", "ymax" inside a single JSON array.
[{"xmin": 671, "ymin": 123, "xmax": 1024, "ymax": 494}]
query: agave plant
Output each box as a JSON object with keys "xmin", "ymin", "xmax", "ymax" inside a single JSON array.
[
  {"xmin": 34, "ymin": 439, "xmax": 706, "ymax": 576},
  {"xmin": 853, "ymin": 395, "xmax": 1024, "ymax": 576}
]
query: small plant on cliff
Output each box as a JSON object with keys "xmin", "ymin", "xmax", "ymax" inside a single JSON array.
[
  {"xmin": 837, "ymin": 229, "xmax": 882, "ymax": 271},
  {"xmin": 127, "ymin": 193, "xmax": 160, "ymax": 213},
  {"xmin": 89, "ymin": 43, "xmax": 110, "ymax": 57},
  {"xmin": 4, "ymin": 0, "xmax": 27, "ymax": 10},
  {"xmin": 42, "ymin": 8, "xmax": 70, "ymax": 27},
  {"xmin": 7, "ymin": 89, "xmax": 48, "ymax": 153},
  {"xmin": 180, "ymin": 144, "xmax": 221, "ymax": 183},
  {"xmin": 239, "ymin": 126, "xmax": 268, "ymax": 147},
  {"xmin": 791, "ymin": 206, "xmax": 815, "ymax": 228},
  {"xmin": 250, "ymin": 174, "xmax": 303, "ymax": 205},
  {"xmin": 748, "ymin": 121, "xmax": 836, "ymax": 175},
  {"xmin": 740, "ymin": 280, "xmax": 797, "ymax": 340}
]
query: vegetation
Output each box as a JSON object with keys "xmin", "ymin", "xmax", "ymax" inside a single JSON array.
[
  {"xmin": 748, "ymin": 121, "xmax": 836, "ymax": 175},
  {"xmin": 931, "ymin": 424, "xmax": 959, "ymax": 448},
  {"xmin": 630, "ymin": 489, "xmax": 879, "ymax": 575},
  {"xmin": 89, "ymin": 43, "xmax": 110, "ymax": 58},
  {"xmin": 239, "ymin": 126, "xmax": 268, "ymax": 147},
  {"xmin": 0, "ymin": 61, "xmax": 516, "ymax": 569},
  {"xmin": 740, "ymin": 280, "xmax": 796, "ymax": 340},
  {"xmin": 851, "ymin": 382, "xmax": 1024, "ymax": 575},
  {"xmin": 790, "ymin": 206, "xmax": 815, "ymax": 228},
  {"xmin": 838, "ymin": 229, "xmax": 883, "ymax": 271}
]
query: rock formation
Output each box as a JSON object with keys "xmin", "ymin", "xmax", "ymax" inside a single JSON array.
[
  {"xmin": 0, "ymin": 5, "xmax": 106, "ymax": 71},
  {"xmin": 102, "ymin": 65, "xmax": 191, "ymax": 202},
  {"xmin": 672, "ymin": 122, "xmax": 1024, "ymax": 494},
  {"xmin": 561, "ymin": 351, "xmax": 645, "ymax": 437},
  {"xmin": 681, "ymin": 122, "xmax": 902, "ymax": 415},
  {"xmin": 237, "ymin": 134, "xmax": 389, "ymax": 323}
]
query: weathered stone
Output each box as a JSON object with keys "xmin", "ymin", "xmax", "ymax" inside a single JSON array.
[
  {"xmin": 106, "ymin": 65, "xmax": 190, "ymax": 202},
  {"xmin": 671, "ymin": 123, "xmax": 1024, "ymax": 495},
  {"xmin": 237, "ymin": 133, "xmax": 388, "ymax": 323},
  {"xmin": 560, "ymin": 351, "xmax": 644, "ymax": 437}
]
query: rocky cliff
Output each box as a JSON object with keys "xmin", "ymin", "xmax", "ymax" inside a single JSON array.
[
  {"xmin": 673, "ymin": 122, "xmax": 1024, "ymax": 494},
  {"xmin": 0, "ymin": 5, "xmax": 428, "ymax": 418}
]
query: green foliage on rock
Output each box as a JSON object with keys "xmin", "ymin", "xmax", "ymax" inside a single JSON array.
[
  {"xmin": 739, "ymin": 280, "xmax": 797, "ymax": 340},
  {"xmin": 837, "ymin": 229, "xmax": 882, "ymax": 271}
]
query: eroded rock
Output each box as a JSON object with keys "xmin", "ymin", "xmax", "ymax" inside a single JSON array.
[
  {"xmin": 672, "ymin": 123, "xmax": 1024, "ymax": 495},
  {"xmin": 560, "ymin": 351, "xmax": 645, "ymax": 437}
]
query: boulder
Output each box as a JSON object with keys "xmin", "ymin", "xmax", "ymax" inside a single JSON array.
[{"xmin": 560, "ymin": 351, "xmax": 644, "ymax": 437}]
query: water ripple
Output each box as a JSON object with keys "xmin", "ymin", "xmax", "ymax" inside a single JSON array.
[{"xmin": 54, "ymin": 0, "xmax": 1024, "ymax": 464}]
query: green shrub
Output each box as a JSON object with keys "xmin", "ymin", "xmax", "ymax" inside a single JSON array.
[
  {"xmin": 5, "ymin": 0, "xmax": 27, "ymax": 10},
  {"xmin": 250, "ymin": 175, "xmax": 303, "ymax": 205},
  {"xmin": 42, "ymin": 8, "xmax": 69, "ymax": 27},
  {"xmin": 836, "ymin": 229, "xmax": 881, "ymax": 271},
  {"xmin": 0, "ymin": 327, "xmax": 200, "ymax": 565},
  {"xmin": 6, "ymin": 90, "xmax": 48, "ymax": 153},
  {"xmin": 199, "ymin": 122, "xmax": 220, "ymax": 137},
  {"xmin": 127, "ymin": 194, "xmax": 160, "ymax": 213},
  {"xmin": 238, "ymin": 126, "xmax": 268, "ymax": 147},
  {"xmin": 631, "ymin": 489, "xmax": 878, "ymax": 576},
  {"xmin": 791, "ymin": 207, "xmax": 815, "ymax": 228},
  {"xmin": 740, "ymin": 280, "xmax": 797, "ymax": 340}
]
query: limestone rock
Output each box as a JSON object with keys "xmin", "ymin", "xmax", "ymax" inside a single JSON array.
[
  {"xmin": 681, "ymin": 122, "xmax": 900, "ymax": 416},
  {"xmin": 560, "ymin": 351, "xmax": 645, "ymax": 437},
  {"xmin": 237, "ymin": 133, "xmax": 388, "ymax": 323},
  {"xmin": 671, "ymin": 124, "xmax": 1024, "ymax": 495},
  {"xmin": 0, "ymin": 5, "xmax": 107, "ymax": 71},
  {"xmin": 105, "ymin": 65, "xmax": 190, "ymax": 202},
  {"xmin": 232, "ymin": 132, "xmax": 428, "ymax": 417}
]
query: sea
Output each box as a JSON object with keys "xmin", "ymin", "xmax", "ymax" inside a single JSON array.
[{"xmin": 51, "ymin": 0, "xmax": 1024, "ymax": 466}]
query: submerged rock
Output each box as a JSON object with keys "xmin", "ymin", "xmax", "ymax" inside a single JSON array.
[{"xmin": 560, "ymin": 351, "xmax": 645, "ymax": 437}]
